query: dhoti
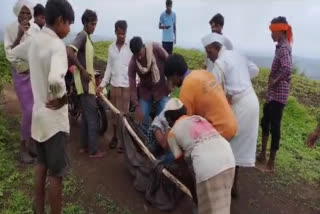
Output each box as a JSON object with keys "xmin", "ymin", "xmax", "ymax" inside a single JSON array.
[
  {"xmin": 230, "ymin": 87, "xmax": 259, "ymax": 167},
  {"xmin": 12, "ymin": 67, "xmax": 34, "ymax": 141}
]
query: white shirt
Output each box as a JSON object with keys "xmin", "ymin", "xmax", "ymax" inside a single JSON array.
[
  {"xmin": 4, "ymin": 21, "xmax": 40, "ymax": 71},
  {"xmin": 211, "ymin": 48, "xmax": 259, "ymax": 96},
  {"xmin": 100, "ymin": 41, "xmax": 132, "ymax": 88},
  {"xmin": 168, "ymin": 116, "xmax": 235, "ymax": 183},
  {"xmin": 28, "ymin": 27, "xmax": 69, "ymax": 142},
  {"xmin": 206, "ymin": 34, "xmax": 233, "ymax": 73}
]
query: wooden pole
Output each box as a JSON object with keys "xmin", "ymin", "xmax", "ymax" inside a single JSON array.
[{"xmin": 99, "ymin": 93, "xmax": 193, "ymax": 199}]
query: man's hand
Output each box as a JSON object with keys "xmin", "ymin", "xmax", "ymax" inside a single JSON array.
[
  {"xmin": 306, "ymin": 130, "xmax": 320, "ymax": 148},
  {"xmin": 46, "ymin": 94, "xmax": 68, "ymax": 110},
  {"xmin": 80, "ymin": 69, "xmax": 92, "ymax": 84},
  {"xmin": 18, "ymin": 20, "xmax": 30, "ymax": 38},
  {"xmin": 96, "ymin": 86, "xmax": 104, "ymax": 96}
]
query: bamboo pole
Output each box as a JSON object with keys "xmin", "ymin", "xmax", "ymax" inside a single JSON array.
[{"xmin": 99, "ymin": 93, "xmax": 193, "ymax": 199}]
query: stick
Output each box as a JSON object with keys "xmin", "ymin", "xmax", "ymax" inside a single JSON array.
[{"xmin": 99, "ymin": 93, "xmax": 193, "ymax": 199}]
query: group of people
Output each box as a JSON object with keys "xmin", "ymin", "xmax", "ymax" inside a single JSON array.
[{"xmin": 3, "ymin": 0, "xmax": 299, "ymax": 213}]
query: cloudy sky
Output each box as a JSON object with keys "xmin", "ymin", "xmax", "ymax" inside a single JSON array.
[{"xmin": 1, "ymin": 0, "xmax": 320, "ymax": 58}]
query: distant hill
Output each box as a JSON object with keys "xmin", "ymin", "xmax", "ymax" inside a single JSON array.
[{"xmin": 248, "ymin": 55, "xmax": 320, "ymax": 80}]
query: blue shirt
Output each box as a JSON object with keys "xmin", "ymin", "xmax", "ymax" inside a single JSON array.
[{"xmin": 159, "ymin": 11, "xmax": 176, "ymax": 42}]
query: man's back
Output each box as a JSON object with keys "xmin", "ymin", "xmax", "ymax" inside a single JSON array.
[
  {"xmin": 29, "ymin": 27, "xmax": 69, "ymax": 142},
  {"xmin": 179, "ymin": 70, "xmax": 237, "ymax": 140}
]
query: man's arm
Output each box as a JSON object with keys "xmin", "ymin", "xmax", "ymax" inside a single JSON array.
[
  {"xmin": 159, "ymin": 13, "xmax": 166, "ymax": 29},
  {"xmin": 167, "ymin": 131, "xmax": 183, "ymax": 159},
  {"xmin": 154, "ymin": 43, "xmax": 169, "ymax": 61},
  {"xmin": 271, "ymin": 48, "xmax": 292, "ymax": 86},
  {"xmin": 128, "ymin": 57, "xmax": 138, "ymax": 107},
  {"xmin": 67, "ymin": 32, "xmax": 92, "ymax": 83},
  {"xmin": 247, "ymin": 60, "xmax": 260, "ymax": 79},
  {"xmin": 154, "ymin": 129, "xmax": 169, "ymax": 150},
  {"xmin": 48, "ymin": 45, "xmax": 68, "ymax": 99},
  {"xmin": 179, "ymin": 80, "xmax": 195, "ymax": 116},
  {"xmin": 99, "ymin": 48, "xmax": 112, "ymax": 89}
]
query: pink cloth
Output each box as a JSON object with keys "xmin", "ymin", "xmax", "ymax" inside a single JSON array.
[{"xmin": 12, "ymin": 67, "xmax": 34, "ymax": 141}]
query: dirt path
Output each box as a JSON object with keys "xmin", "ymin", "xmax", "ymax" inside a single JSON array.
[{"xmin": 2, "ymin": 84, "xmax": 320, "ymax": 214}]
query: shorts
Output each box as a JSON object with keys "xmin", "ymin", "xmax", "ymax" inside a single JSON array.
[{"xmin": 35, "ymin": 132, "xmax": 70, "ymax": 177}]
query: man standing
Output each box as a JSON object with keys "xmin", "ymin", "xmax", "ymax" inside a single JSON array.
[
  {"xmin": 159, "ymin": 0, "xmax": 176, "ymax": 54},
  {"xmin": 209, "ymin": 13, "xmax": 233, "ymax": 50},
  {"xmin": 206, "ymin": 13, "xmax": 233, "ymax": 73},
  {"xmin": 129, "ymin": 36, "xmax": 169, "ymax": 131},
  {"xmin": 202, "ymin": 33, "xmax": 260, "ymax": 197},
  {"xmin": 29, "ymin": 0, "xmax": 74, "ymax": 213},
  {"xmin": 97, "ymin": 20, "xmax": 132, "ymax": 152},
  {"xmin": 257, "ymin": 16, "xmax": 293, "ymax": 172},
  {"xmin": 4, "ymin": 0, "xmax": 40, "ymax": 164},
  {"xmin": 67, "ymin": 10, "xmax": 104, "ymax": 158},
  {"xmin": 164, "ymin": 54, "xmax": 238, "ymax": 141},
  {"xmin": 34, "ymin": 3, "xmax": 46, "ymax": 29}
]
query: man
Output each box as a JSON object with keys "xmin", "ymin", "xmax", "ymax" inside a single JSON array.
[
  {"xmin": 202, "ymin": 33, "xmax": 260, "ymax": 197},
  {"xmin": 129, "ymin": 36, "xmax": 169, "ymax": 130},
  {"xmin": 257, "ymin": 16, "xmax": 293, "ymax": 172},
  {"xmin": 34, "ymin": 3, "xmax": 46, "ymax": 29},
  {"xmin": 209, "ymin": 13, "xmax": 233, "ymax": 49},
  {"xmin": 159, "ymin": 0, "xmax": 176, "ymax": 54},
  {"xmin": 4, "ymin": 0, "xmax": 40, "ymax": 164},
  {"xmin": 28, "ymin": 0, "xmax": 74, "ymax": 213},
  {"xmin": 164, "ymin": 54, "xmax": 237, "ymax": 141},
  {"xmin": 206, "ymin": 13, "xmax": 233, "ymax": 73},
  {"xmin": 67, "ymin": 10, "xmax": 104, "ymax": 158},
  {"xmin": 97, "ymin": 20, "xmax": 132, "ymax": 152},
  {"xmin": 164, "ymin": 98, "xmax": 235, "ymax": 214}
]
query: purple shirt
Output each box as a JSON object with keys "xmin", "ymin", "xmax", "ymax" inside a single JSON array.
[
  {"xmin": 128, "ymin": 43, "xmax": 169, "ymax": 106},
  {"xmin": 267, "ymin": 40, "xmax": 292, "ymax": 104}
]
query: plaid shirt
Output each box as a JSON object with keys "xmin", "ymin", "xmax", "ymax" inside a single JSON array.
[{"xmin": 266, "ymin": 40, "xmax": 292, "ymax": 104}]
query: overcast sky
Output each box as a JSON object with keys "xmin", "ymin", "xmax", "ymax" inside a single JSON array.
[{"xmin": 1, "ymin": 0, "xmax": 320, "ymax": 58}]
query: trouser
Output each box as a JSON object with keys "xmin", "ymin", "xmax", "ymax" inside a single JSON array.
[
  {"xmin": 162, "ymin": 42, "xmax": 174, "ymax": 55},
  {"xmin": 79, "ymin": 94, "xmax": 99, "ymax": 155},
  {"xmin": 110, "ymin": 86, "xmax": 130, "ymax": 147},
  {"xmin": 139, "ymin": 96, "xmax": 169, "ymax": 130},
  {"xmin": 261, "ymin": 101, "xmax": 285, "ymax": 151}
]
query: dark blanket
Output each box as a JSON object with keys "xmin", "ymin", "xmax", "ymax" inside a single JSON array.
[{"xmin": 119, "ymin": 115, "xmax": 197, "ymax": 211}]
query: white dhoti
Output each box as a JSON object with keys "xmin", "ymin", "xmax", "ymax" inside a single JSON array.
[{"xmin": 230, "ymin": 87, "xmax": 259, "ymax": 167}]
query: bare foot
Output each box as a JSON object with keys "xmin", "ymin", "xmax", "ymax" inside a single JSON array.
[
  {"xmin": 89, "ymin": 151, "xmax": 105, "ymax": 159},
  {"xmin": 264, "ymin": 162, "xmax": 275, "ymax": 173},
  {"xmin": 256, "ymin": 153, "xmax": 266, "ymax": 164}
]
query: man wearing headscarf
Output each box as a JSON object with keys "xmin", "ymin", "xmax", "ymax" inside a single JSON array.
[
  {"xmin": 257, "ymin": 16, "xmax": 293, "ymax": 172},
  {"xmin": 4, "ymin": 0, "xmax": 40, "ymax": 164},
  {"xmin": 201, "ymin": 33, "xmax": 260, "ymax": 197}
]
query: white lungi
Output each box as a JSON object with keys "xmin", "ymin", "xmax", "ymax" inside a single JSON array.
[{"xmin": 230, "ymin": 87, "xmax": 259, "ymax": 167}]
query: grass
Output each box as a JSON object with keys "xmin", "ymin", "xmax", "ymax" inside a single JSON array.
[{"xmin": 0, "ymin": 113, "xmax": 33, "ymax": 213}]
